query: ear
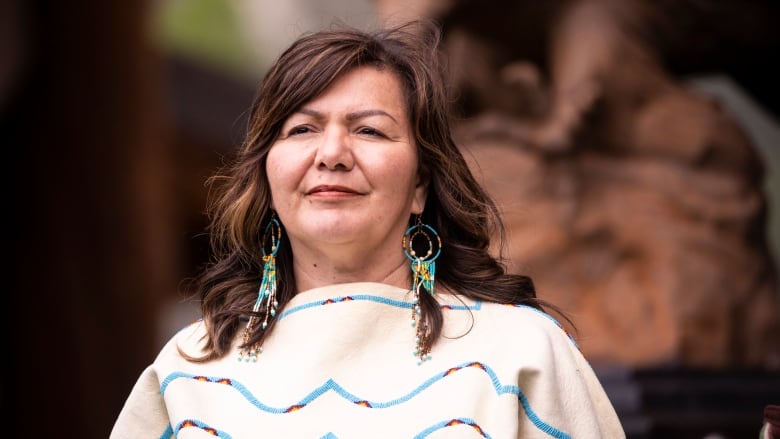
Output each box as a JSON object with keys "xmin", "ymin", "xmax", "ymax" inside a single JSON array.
[{"xmin": 411, "ymin": 175, "xmax": 429, "ymax": 214}]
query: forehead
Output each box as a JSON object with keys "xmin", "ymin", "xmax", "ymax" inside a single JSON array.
[{"xmin": 303, "ymin": 66, "xmax": 408, "ymax": 112}]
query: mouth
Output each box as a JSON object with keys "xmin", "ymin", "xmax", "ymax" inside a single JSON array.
[{"xmin": 306, "ymin": 185, "xmax": 362, "ymax": 196}]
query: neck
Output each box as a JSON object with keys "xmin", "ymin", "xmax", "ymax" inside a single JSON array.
[{"xmin": 290, "ymin": 246, "xmax": 412, "ymax": 293}]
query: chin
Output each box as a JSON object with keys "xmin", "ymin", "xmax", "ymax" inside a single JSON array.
[
  {"xmin": 312, "ymin": 226, "xmax": 359, "ymax": 242},
  {"xmin": 302, "ymin": 219, "xmax": 360, "ymax": 240}
]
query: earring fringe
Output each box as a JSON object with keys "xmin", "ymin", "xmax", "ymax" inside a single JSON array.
[
  {"xmin": 403, "ymin": 216, "xmax": 442, "ymax": 364},
  {"xmin": 238, "ymin": 217, "xmax": 281, "ymax": 362}
]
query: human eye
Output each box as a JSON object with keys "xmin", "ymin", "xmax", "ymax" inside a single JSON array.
[
  {"xmin": 356, "ymin": 126, "xmax": 387, "ymax": 138},
  {"xmin": 286, "ymin": 124, "xmax": 314, "ymax": 136}
]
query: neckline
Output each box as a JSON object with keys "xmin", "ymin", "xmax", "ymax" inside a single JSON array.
[{"xmin": 287, "ymin": 282, "xmax": 411, "ymax": 306}]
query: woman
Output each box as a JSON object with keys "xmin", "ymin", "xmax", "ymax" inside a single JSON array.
[{"xmin": 111, "ymin": 20, "xmax": 625, "ymax": 438}]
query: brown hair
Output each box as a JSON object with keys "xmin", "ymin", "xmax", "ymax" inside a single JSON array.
[{"xmin": 189, "ymin": 19, "xmax": 544, "ymax": 361}]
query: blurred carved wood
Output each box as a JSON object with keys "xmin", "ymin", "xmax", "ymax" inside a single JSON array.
[{"xmin": 378, "ymin": 0, "xmax": 780, "ymax": 369}]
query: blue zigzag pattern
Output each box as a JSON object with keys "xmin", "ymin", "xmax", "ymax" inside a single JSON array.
[
  {"xmin": 160, "ymin": 361, "xmax": 570, "ymax": 438},
  {"xmin": 158, "ymin": 424, "xmax": 173, "ymax": 439},
  {"xmin": 172, "ymin": 419, "xmax": 232, "ymax": 438},
  {"xmin": 414, "ymin": 418, "xmax": 491, "ymax": 438}
]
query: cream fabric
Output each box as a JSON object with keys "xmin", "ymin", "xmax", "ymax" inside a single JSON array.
[{"xmin": 111, "ymin": 282, "xmax": 625, "ymax": 438}]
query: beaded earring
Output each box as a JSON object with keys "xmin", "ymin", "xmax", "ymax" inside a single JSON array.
[
  {"xmin": 238, "ymin": 216, "xmax": 281, "ymax": 362},
  {"xmin": 403, "ymin": 215, "xmax": 442, "ymax": 364}
]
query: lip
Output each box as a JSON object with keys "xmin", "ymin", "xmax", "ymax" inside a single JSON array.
[{"xmin": 306, "ymin": 185, "xmax": 363, "ymax": 196}]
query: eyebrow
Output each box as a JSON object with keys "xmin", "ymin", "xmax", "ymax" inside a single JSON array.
[{"xmin": 297, "ymin": 108, "xmax": 398, "ymax": 124}]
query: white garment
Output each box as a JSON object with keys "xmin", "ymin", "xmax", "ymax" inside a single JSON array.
[{"xmin": 111, "ymin": 282, "xmax": 625, "ymax": 438}]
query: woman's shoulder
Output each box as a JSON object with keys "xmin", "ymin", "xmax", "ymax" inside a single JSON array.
[
  {"xmin": 153, "ymin": 319, "xmax": 209, "ymax": 362},
  {"xmin": 502, "ymin": 303, "xmax": 571, "ymax": 331},
  {"xmin": 471, "ymin": 300, "xmax": 579, "ymax": 349}
]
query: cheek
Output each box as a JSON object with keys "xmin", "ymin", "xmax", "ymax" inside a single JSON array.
[
  {"xmin": 265, "ymin": 161, "xmax": 281, "ymax": 188},
  {"xmin": 265, "ymin": 151, "xmax": 287, "ymax": 206},
  {"xmin": 266, "ymin": 147, "xmax": 309, "ymax": 207},
  {"xmin": 266, "ymin": 148, "xmax": 293, "ymax": 188},
  {"xmin": 394, "ymin": 152, "xmax": 421, "ymax": 188},
  {"xmin": 376, "ymin": 156, "xmax": 420, "ymax": 198}
]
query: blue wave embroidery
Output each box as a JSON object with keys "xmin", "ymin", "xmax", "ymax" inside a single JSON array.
[
  {"xmin": 160, "ymin": 361, "xmax": 570, "ymax": 438},
  {"xmin": 414, "ymin": 418, "xmax": 491, "ymax": 438},
  {"xmin": 174, "ymin": 419, "xmax": 233, "ymax": 438},
  {"xmin": 158, "ymin": 424, "xmax": 173, "ymax": 439}
]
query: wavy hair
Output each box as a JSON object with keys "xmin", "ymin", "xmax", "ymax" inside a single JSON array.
[{"xmin": 188, "ymin": 19, "xmax": 547, "ymax": 361}]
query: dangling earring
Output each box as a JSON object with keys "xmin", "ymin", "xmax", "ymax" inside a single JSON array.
[
  {"xmin": 238, "ymin": 216, "xmax": 281, "ymax": 362},
  {"xmin": 403, "ymin": 215, "xmax": 441, "ymax": 364}
]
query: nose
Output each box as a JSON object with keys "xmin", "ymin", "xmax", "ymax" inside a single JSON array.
[{"xmin": 314, "ymin": 126, "xmax": 354, "ymax": 171}]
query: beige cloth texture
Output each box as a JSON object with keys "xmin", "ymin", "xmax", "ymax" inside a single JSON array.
[{"xmin": 111, "ymin": 282, "xmax": 625, "ymax": 438}]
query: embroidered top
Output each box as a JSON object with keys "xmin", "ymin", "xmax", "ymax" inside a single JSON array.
[{"xmin": 110, "ymin": 282, "xmax": 625, "ymax": 439}]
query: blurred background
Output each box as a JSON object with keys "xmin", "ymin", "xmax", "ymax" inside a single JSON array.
[{"xmin": 2, "ymin": 0, "xmax": 779, "ymax": 437}]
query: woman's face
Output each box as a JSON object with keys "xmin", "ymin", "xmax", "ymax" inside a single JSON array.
[{"xmin": 266, "ymin": 66, "xmax": 427, "ymax": 260}]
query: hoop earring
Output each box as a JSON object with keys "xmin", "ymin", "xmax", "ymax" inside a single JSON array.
[
  {"xmin": 403, "ymin": 215, "xmax": 442, "ymax": 364},
  {"xmin": 238, "ymin": 216, "xmax": 281, "ymax": 362}
]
